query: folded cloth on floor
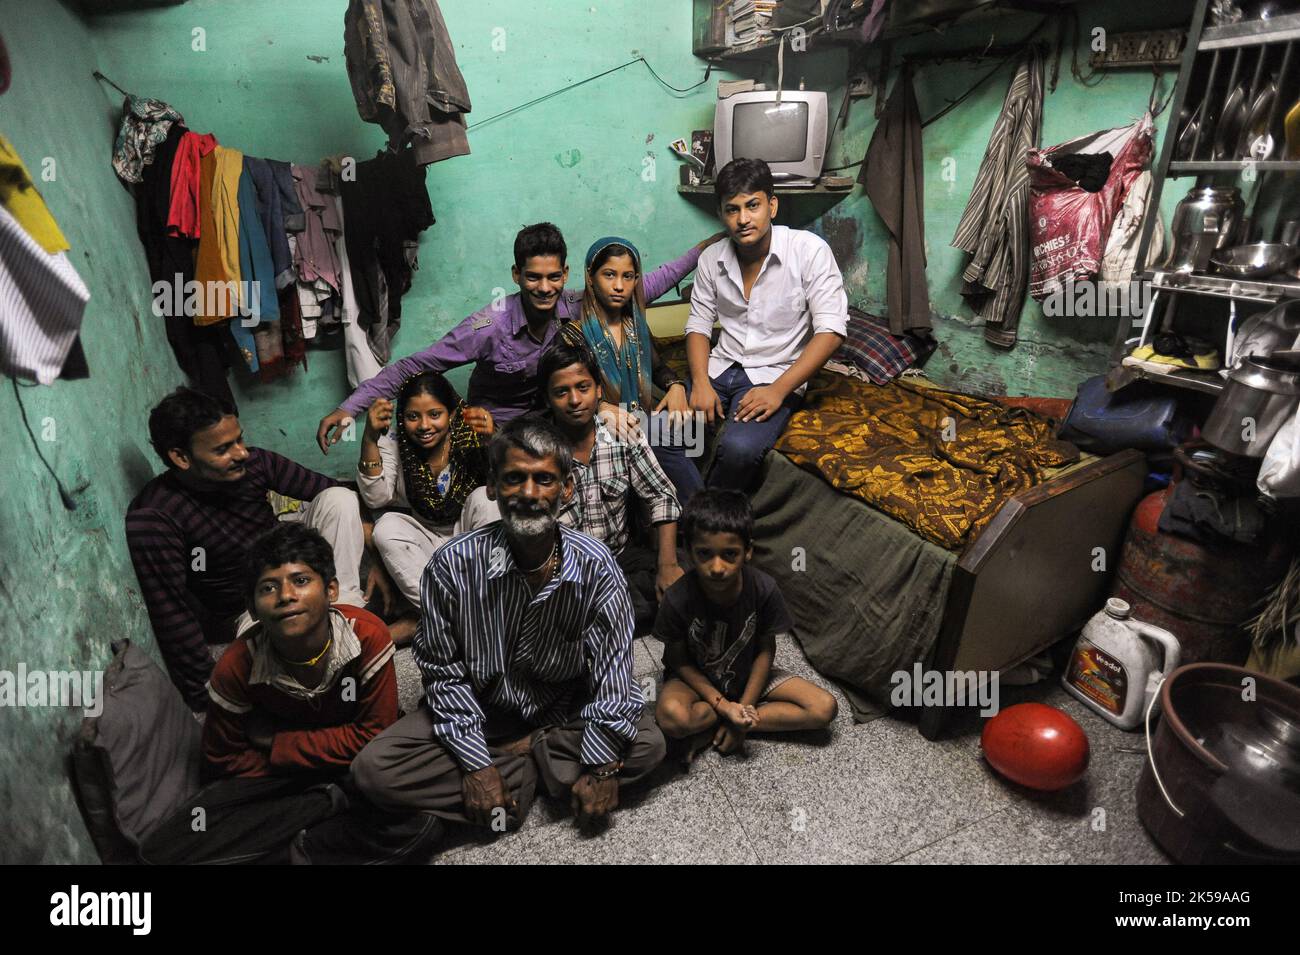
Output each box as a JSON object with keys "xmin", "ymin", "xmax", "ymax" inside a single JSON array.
[
  {"xmin": 776, "ymin": 373, "xmax": 1078, "ymax": 549},
  {"xmin": 832, "ymin": 307, "xmax": 935, "ymax": 384}
]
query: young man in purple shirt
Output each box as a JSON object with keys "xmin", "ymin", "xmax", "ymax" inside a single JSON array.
[{"xmin": 315, "ymin": 222, "xmax": 719, "ymax": 453}]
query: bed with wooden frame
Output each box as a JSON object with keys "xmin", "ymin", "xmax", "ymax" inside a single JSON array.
[{"xmin": 646, "ymin": 300, "xmax": 1147, "ymax": 740}]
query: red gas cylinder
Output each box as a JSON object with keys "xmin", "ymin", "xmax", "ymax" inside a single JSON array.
[{"xmin": 1111, "ymin": 486, "xmax": 1289, "ymax": 665}]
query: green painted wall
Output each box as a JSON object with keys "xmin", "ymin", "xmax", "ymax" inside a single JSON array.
[
  {"xmin": 88, "ymin": 0, "xmax": 738, "ymax": 475},
  {"xmin": 0, "ymin": 0, "xmax": 180, "ymax": 863},
  {"xmin": 0, "ymin": 0, "xmax": 1206, "ymax": 862},
  {"xmin": 788, "ymin": 0, "xmax": 1198, "ymax": 397}
]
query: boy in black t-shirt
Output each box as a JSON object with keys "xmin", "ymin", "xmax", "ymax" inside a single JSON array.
[{"xmin": 653, "ymin": 490, "xmax": 838, "ymax": 759}]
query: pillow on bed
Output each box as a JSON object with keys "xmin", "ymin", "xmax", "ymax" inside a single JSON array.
[{"xmin": 833, "ymin": 307, "xmax": 935, "ymax": 385}]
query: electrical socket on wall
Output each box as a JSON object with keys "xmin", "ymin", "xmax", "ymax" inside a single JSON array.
[{"xmin": 848, "ymin": 75, "xmax": 874, "ymax": 99}]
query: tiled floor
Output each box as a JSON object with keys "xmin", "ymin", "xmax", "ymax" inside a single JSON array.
[{"xmin": 391, "ymin": 634, "xmax": 1170, "ymax": 865}]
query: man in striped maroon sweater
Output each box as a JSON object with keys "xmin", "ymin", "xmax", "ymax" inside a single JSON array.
[{"xmin": 125, "ymin": 387, "xmax": 383, "ymax": 710}]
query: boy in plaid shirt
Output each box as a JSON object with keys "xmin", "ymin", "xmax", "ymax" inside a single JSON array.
[{"xmin": 536, "ymin": 339, "xmax": 684, "ymax": 629}]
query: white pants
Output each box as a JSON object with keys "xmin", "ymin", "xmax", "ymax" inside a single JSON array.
[
  {"xmin": 229, "ymin": 486, "xmax": 368, "ymax": 639},
  {"xmin": 371, "ymin": 486, "xmax": 501, "ymax": 606},
  {"xmin": 282, "ymin": 486, "xmax": 367, "ymax": 607}
]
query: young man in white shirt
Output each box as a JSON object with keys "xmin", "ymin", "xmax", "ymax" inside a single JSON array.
[{"xmin": 685, "ymin": 158, "xmax": 849, "ymax": 491}]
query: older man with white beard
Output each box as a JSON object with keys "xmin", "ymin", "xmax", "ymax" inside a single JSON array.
[{"xmin": 352, "ymin": 417, "xmax": 665, "ymax": 835}]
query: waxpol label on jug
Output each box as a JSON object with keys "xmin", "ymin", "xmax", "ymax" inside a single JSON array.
[{"xmin": 1066, "ymin": 641, "xmax": 1126, "ymax": 716}]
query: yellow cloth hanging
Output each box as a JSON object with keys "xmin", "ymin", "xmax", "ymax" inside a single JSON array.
[
  {"xmin": 0, "ymin": 135, "xmax": 70, "ymax": 254},
  {"xmin": 193, "ymin": 145, "xmax": 243, "ymax": 324}
]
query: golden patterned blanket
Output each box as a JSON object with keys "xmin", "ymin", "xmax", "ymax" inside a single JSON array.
[{"xmin": 776, "ymin": 373, "xmax": 1078, "ymax": 550}]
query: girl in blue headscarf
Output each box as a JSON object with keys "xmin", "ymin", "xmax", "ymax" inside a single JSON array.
[{"xmin": 561, "ymin": 236, "xmax": 709, "ymax": 501}]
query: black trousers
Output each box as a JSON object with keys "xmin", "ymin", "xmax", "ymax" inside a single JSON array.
[
  {"xmin": 138, "ymin": 773, "xmax": 441, "ymax": 865},
  {"xmin": 616, "ymin": 542, "xmax": 659, "ymax": 634}
]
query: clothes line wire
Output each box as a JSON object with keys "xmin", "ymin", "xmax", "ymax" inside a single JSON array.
[
  {"xmin": 96, "ymin": 56, "xmax": 712, "ymax": 138},
  {"xmin": 822, "ymin": 16, "xmax": 1055, "ymax": 173},
  {"xmin": 467, "ymin": 56, "xmax": 711, "ymax": 131},
  {"xmin": 93, "ymin": 70, "xmax": 132, "ymax": 98}
]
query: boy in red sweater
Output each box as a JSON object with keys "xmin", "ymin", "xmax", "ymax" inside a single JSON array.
[{"xmin": 140, "ymin": 525, "xmax": 439, "ymax": 864}]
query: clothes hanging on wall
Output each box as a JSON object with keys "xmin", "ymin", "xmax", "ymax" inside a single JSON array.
[
  {"xmin": 335, "ymin": 194, "xmax": 383, "ymax": 388},
  {"xmin": 194, "ymin": 146, "xmax": 245, "ymax": 325},
  {"xmin": 243, "ymin": 156, "xmax": 303, "ymax": 289},
  {"xmin": 343, "ymin": 0, "xmax": 472, "ymax": 165},
  {"xmin": 0, "ymin": 134, "xmax": 90, "ymax": 384},
  {"xmin": 339, "ymin": 148, "xmax": 434, "ymax": 364},
  {"xmin": 112, "ymin": 90, "xmax": 428, "ymax": 396},
  {"xmin": 290, "ymin": 163, "xmax": 344, "ymax": 326},
  {"xmin": 167, "ymin": 130, "xmax": 218, "ymax": 239},
  {"xmin": 112, "ymin": 95, "xmax": 184, "ymax": 184},
  {"xmin": 1027, "ymin": 115, "xmax": 1154, "ymax": 300},
  {"xmin": 951, "ymin": 47, "xmax": 1045, "ymax": 349},
  {"xmin": 134, "ymin": 123, "xmax": 237, "ymax": 408},
  {"xmin": 1100, "ymin": 169, "xmax": 1164, "ymax": 285},
  {"xmin": 0, "ymin": 134, "xmax": 91, "ymax": 385},
  {"xmin": 863, "ymin": 63, "xmax": 932, "ymax": 337}
]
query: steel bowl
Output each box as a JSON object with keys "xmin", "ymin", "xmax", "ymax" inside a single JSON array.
[{"xmin": 1211, "ymin": 242, "xmax": 1297, "ymax": 278}]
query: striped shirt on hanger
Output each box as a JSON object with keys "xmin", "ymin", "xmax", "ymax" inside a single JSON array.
[
  {"xmin": 413, "ymin": 523, "xmax": 643, "ymax": 772},
  {"xmin": 0, "ymin": 204, "xmax": 90, "ymax": 384},
  {"xmin": 951, "ymin": 48, "xmax": 1044, "ymax": 348}
]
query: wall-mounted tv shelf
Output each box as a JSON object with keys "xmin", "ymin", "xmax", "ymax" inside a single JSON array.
[
  {"xmin": 676, "ymin": 183, "xmax": 854, "ymax": 197},
  {"xmin": 697, "ymin": 26, "xmax": 863, "ymax": 63},
  {"xmin": 676, "ymin": 182, "xmax": 852, "ymax": 226}
]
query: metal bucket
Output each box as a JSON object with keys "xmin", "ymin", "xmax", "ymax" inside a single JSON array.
[{"xmin": 1137, "ymin": 663, "xmax": 1300, "ymax": 864}]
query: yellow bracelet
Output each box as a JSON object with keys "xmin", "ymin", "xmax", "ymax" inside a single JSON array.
[{"xmin": 360, "ymin": 459, "xmax": 383, "ymax": 469}]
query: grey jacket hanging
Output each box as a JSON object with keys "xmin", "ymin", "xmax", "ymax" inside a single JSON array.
[
  {"xmin": 863, "ymin": 64, "xmax": 932, "ymax": 337},
  {"xmin": 344, "ymin": 0, "xmax": 472, "ymax": 165}
]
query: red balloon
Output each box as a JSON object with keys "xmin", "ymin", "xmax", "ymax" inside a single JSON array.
[{"xmin": 981, "ymin": 702, "xmax": 1090, "ymax": 791}]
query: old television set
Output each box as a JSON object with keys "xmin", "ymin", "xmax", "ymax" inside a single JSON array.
[{"xmin": 712, "ymin": 90, "xmax": 829, "ymax": 183}]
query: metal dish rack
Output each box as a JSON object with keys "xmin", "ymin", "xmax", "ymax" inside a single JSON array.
[{"xmin": 1114, "ymin": 0, "xmax": 1300, "ymax": 396}]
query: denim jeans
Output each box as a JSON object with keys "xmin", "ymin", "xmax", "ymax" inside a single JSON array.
[
  {"xmin": 646, "ymin": 410, "xmax": 705, "ymax": 505},
  {"xmin": 693, "ymin": 364, "xmax": 802, "ymax": 492}
]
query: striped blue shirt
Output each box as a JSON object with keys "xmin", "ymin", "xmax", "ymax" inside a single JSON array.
[{"xmin": 413, "ymin": 523, "xmax": 643, "ymax": 772}]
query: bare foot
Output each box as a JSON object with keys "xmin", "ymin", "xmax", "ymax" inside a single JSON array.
[
  {"xmin": 387, "ymin": 614, "xmax": 419, "ymax": 647},
  {"xmin": 673, "ymin": 729, "xmax": 713, "ymax": 770}
]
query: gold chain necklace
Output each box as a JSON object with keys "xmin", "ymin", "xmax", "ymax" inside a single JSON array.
[{"xmin": 276, "ymin": 636, "xmax": 332, "ymax": 668}]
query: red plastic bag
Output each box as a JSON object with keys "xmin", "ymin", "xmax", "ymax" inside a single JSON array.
[{"xmin": 1028, "ymin": 115, "xmax": 1154, "ymax": 300}]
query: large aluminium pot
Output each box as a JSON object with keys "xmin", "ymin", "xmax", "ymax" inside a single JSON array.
[
  {"xmin": 1203, "ymin": 350, "xmax": 1300, "ymax": 457},
  {"xmin": 1162, "ymin": 186, "xmax": 1245, "ymax": 273}
]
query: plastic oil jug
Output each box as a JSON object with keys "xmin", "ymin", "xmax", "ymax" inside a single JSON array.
[{"xmin": 1062, "ymin": 598, "xmax": 1181, "ymax": 730}]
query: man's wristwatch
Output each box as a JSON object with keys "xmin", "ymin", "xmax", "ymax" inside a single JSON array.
[{"xmin": 588, "ymin": 760, "xmax": 623, "ymax": 781}]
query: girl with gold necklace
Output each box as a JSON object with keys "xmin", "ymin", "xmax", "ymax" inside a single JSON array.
[{"xmin": 357, "ymin": 371, "xmax": 492, "ymax": 613}]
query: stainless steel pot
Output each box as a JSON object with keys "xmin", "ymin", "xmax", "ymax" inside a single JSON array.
[
  {"xmin": 1163, "ymin": 186, "xmax": 1245, "ymax": 273},
  {"xmin": 1203, "ymin": 350, "xmax": 1300, "ymax": 456},
  {"xmin": 1230, "ymin": 300, "xmax": 1300, "ymax": 368}
]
